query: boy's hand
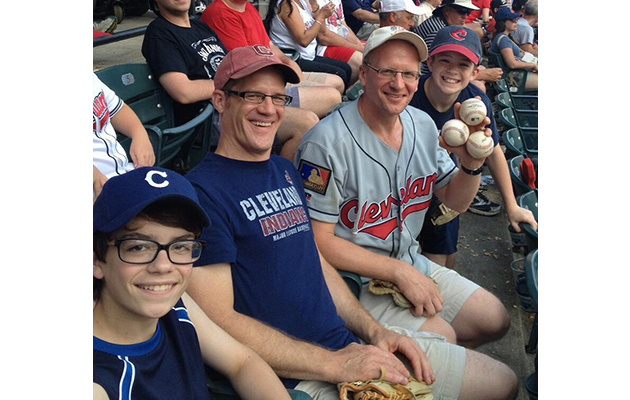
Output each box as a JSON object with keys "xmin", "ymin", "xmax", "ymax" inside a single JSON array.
[
  {"xmin": 129, "ymin": 134, "xmax": 156, "ymax": 168},
  {"xmin": 438, "ymin": 98, "xmax": 493, "ymax": 170}
]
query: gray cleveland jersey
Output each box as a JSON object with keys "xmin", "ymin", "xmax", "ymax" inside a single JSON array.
[{"xmin": 295, "ymin": 100, "xmax": 457, "ymax": 277}]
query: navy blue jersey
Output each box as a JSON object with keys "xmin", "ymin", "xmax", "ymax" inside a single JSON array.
[
  {"xmin": 93, "ymin": 299, "xmax": 210, "ymax": 400},
  {"xmin": 187, "ymin": 153, "xmax": 358, "ymax": 388}
]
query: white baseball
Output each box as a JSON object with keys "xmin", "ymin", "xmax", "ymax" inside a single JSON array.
[
  {"xmin": 466, "ymin": 131, "xmax": 494, "ymax": 158},
  {"xmin": 441, "ymin": 119, "xmax": 469, "ymax": 147},
  {"xmin": 459, "ymin": 98, "xmax": 487, "ymax": 126}
]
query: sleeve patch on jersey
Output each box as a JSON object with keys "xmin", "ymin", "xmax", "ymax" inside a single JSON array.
[{"xmin": 298, "ymin": 160, "xmax": 331, "ymax": 196}]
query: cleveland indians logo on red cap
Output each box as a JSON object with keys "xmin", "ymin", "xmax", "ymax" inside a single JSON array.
[
  {"xmin": 450, "ymin": 28, "xmax": 468, "ymax": 41},
  {"xmin": 252, "ymin": 45, "xmax": 274, "ymax": 57}
]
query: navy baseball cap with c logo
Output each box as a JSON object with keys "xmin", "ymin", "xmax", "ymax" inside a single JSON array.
[
  {"xmin": 93, "ymin": 167, "xmax": 210, "ymax": 233},
  {"xmin": 429, "ymin": 26, "xmax": 482, "ymax": 65}
]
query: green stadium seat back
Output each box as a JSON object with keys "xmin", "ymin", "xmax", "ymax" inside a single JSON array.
[
  {"xmin": 517, "ymin": 190, "xmax": 538, "ymax": 251},
  {"xmin": 509, "ymin": 155, "xmax": 535, "ymax": 197},
  {"xmin": 500, "ymin": 108, "xmax": 518, "ymax": 129},
  {"xmin": 503, "ymin": 128, "xmax": 525, "ymax": 158},
  {"xmin": 525, "ymin": 249, "xmax": 538, "ymax": 307},
  {"xmin": 339, "ymin": 270, "xmax": 362, "ymax": 299},
  {"xmin": 96, "ymin": 63, "xmax": 214, "ymax": 173},
  {"xmin": 496, "ymin": 92, "xmax": 513, "ymax": 109},
  {"xmin": 511, "ymin": 94, "xmax": 538, "ymax": 112}
]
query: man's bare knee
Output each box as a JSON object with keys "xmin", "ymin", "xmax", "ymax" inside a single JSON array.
[
  {"xmin": 419, "ymin": 315, "xmax": 456, "ymax": 344},
  {"xmin": 459, "ymin": 350, "xmax": 518, "ymax": 400},
  {"xmin": 277, "ymin": 108, "xmax": 319, "ymax": 161},
  {"xmin": 298, "ymin": 87, "xmax": 342, "ymax": 118}
]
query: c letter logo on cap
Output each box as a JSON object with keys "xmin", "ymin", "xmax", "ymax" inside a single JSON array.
[
  {"xmin": 450, "ymin": 28, "xmax": 467, "ymax": 41},
  {"xmin": 145, "ymin": 170, "xmax": 169, "ymax": 188},
  {"xmin": 252, "ymin": 45, "xmax": 274, "ymax": 57}
]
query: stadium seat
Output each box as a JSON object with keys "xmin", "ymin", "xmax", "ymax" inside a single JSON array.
[
  {"xmin": 508, "ymin": 155, "xmax": 536, "ymax": 196},
  {"xmin": 496, "ymin": 92, "xmax": 538, "ymax": 113},
  {"xmin": 345, "ymin": 82, "xmax": 364, "ymax": 101},
  {"xmin": 339, "ymin": 270, "xmax": 362, "ymax": 299},
  {"xmin": 516, "ymin": 191, "xmax": 538, "ymax": 252},
  {"xmin": 499, "ymin": 108, "xmax": 538, "ymax": 130},
  {"xmin": 95, "ymin": 63, "xmax": 214, "ymax": 173},
  {"xmin": 525, "ymin": 249, "xmax": 538, "ymax": 354},
  {"xmin": 488, "ymin": 52, "xmax": 537, "ymax": 95},
  {"xmin": 503, "ymin": 128, "xmax": 525, "ymax": 158}
]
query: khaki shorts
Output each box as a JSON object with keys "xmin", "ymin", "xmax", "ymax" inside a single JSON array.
[
  {"xmin": 294, "ymin": 326, "xmax": 466, "ymax": 400},
  {"xmin": 359, "ymin": 260, "xmax": 480, "ymax": 331}
]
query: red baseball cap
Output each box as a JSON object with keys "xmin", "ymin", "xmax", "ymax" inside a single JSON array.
[{"xmin": 214, "ymin": 45, "xmax": 301, "ymax": 90}]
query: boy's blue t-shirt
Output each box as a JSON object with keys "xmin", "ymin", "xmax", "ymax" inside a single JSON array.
[
  {"xmin": 187, "ymin": 153, "xmax": 357, "ymax": 387},
  {"xmin": 410, "ymin": 74, "xmax": 499, "ymax": 164}
]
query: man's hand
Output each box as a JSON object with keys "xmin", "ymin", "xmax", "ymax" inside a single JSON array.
[
  {"xmin": 477, "ymin": 67, "xmax": 503, "ymax": 83},
  {"xmin": 93, "ymin": 165, "xmax": 108, "ymax": 202},
  {"xmin": 392, "ymin": 260, "xmax": 443, "ymax": 317},
  {"xmin": 370, "ymin": 328, "xmax": 435, "ymax": 385},
  {"xmin": 129, "ymin": 133, "xmax": 155, "ymax": 168},
  {"xmin": 332, "ymin": 342, "xmax": 414, "ymax": 385},
  {"xmin": 507, "ymin": 205, "xmax": 537, "ymax": 232}
]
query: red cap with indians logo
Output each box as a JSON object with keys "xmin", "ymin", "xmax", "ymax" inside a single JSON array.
[{"xmin": 213, "ymin": 45, "xmax": 301, "ymax": 90}]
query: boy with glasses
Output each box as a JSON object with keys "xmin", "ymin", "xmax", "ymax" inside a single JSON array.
[{"xmin": 93, "ymin": 166, "xmax": 293, "ymax": 400}]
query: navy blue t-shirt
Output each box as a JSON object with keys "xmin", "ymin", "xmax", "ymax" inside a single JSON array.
[
  {"xmin": 187, "ymin": 153, "xmax": 358, "ymax": 388},
  {"xmin": 93, "ymin": 299, "xmax": 210, "ymax": 400},
  {"xmin": 410, "ymin": 74, "xmax": 499, "ymax": 164}
]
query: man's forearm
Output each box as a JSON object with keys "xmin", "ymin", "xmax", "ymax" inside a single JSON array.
[
  {"xmin": 317, "ymin": 28, "xmax": 362, "ymax": 51},
  {"xmin": 318, "ymin": 249, "xmax": 384, "ymax": 342},
  {"xmin": 213, "ymin": 308, "xmax": 338, "ymax": 382},
  {"xmin": 158, "ymin": 72, "xmax": 215, "ymax": 104},
  {"xmin": 351, "ymin": 9, "xmax": 380, "ymax": 24}
]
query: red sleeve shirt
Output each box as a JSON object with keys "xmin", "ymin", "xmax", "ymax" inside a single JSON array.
[
  {"xmin": 200, "ymin": 0, "xmax": 271, "ymax": 52},
  {"xmin": 465, "ymin": 0, "xmax": 491, "ymax": 24}
]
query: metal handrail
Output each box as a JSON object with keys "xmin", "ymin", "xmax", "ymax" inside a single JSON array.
[{"xmin": 93, "ymin": 26, "xmax": 147, "ymax": 47}]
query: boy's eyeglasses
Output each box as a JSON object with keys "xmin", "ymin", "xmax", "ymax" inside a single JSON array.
[
  {"xmin": 363, "ymin": 62, "xmax": 420, "ymax": 82},
  {"xmin": 223, "ymin": 90, "xmax": 293, "ymax": 106},
  {"xmin": 110, "ymin": 239, "xmax": 205, "ymax": 265}
]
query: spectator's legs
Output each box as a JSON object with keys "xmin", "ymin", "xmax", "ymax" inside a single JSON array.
[
  {"xmin": 450, "ymin": 288, "xmax": 510, "ymax": 348},
  {"xmin": 423, "ymin": 252, "xmax": 457, "ymax": 269},
  {"xmin": 525, "ymin": 72, "xmax": 538, "ymax": 90},
  {"xmin": 277, "ymin": 107, "xmax": 319, "ymax": 161},
  {"xmin": 295, "ymin": 86, "xmax": 342, "ymax": 118},
  {"xmin": 459, "ymin": 350, "xmax": 518, "ymax": 400},
  {"xmin": 418, "ymin": 315, "xmax": 457, "ymax": 344},
  {"xmin": 346, "ymin": 51, "xmax": 363, "ymax": 85}
]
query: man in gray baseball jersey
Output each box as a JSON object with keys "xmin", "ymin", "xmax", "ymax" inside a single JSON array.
[{"xmin": 295, "ymin": 26, "xmax": 511, "ymax": 352}]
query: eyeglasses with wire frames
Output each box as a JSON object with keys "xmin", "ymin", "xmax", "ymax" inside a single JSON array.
[
  {"xmin": 109, "ymin": 238, "xmax": 205, "ymax": 265},
  {"xmin": 223, "ymin": 90, "xmax": 293, "ymax": 106},
  {"xmin": 363, "ymin": 62, "xmax": 420, "ymax": 82}
]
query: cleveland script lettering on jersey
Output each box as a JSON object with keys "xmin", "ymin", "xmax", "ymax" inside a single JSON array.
[{"xmin": 339, "ymin": 173, "xmax": 436, "ymax": 240}]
